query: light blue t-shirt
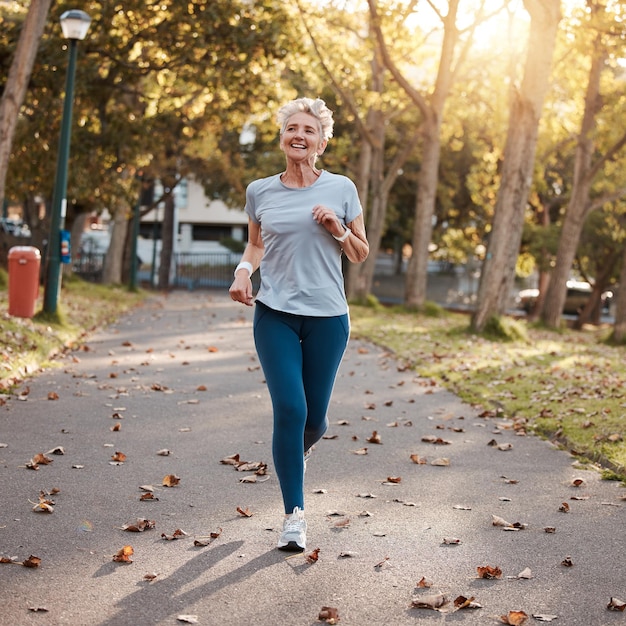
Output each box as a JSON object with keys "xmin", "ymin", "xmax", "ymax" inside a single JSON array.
[{"xmin": 245, "ymin": 170, "xmax": 362, "ymax": 317}]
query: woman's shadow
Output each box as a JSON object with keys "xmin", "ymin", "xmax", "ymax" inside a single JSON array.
[{"xmin": 97, "ymin": 540, "xmax": 285, "ymax": 625}]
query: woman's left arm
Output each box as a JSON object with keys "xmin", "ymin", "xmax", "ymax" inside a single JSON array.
[{"xmin": 341, "ymin": 213, "xmax": 369, "ymax": 264}]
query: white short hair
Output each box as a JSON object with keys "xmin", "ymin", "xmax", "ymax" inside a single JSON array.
[{"xmin": 277, "ymin": 97, "xmax": 334, "ymax": 140}]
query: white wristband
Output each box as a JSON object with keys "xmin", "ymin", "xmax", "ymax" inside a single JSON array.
[
  {"xmin": 234, "ymin": 261, "xmax": 253, "ymax": 278},
  {"xmin": 333, "ymin": 227, "xmax": 351, "ymax": 242}
]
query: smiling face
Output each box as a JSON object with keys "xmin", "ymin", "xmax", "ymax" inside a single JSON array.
[{"xmin": 279, "ymin": 112, "xmax": 328, "ymax": 163}]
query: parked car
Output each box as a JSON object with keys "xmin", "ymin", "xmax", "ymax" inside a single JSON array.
[{"xmin": 516, "ymin": 281, "xmax": 612, "ymax": 315}]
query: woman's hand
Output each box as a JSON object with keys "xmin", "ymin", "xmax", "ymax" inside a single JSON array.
[
  {"xmin": 229, "ymin": 272, "xmax": 254, "ymax": 306},
  {"xmin": 312, "ymin": 204, "xmax": 345, "ymax": 238}
]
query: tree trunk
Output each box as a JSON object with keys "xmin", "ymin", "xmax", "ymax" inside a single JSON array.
[
  {"xmin": 471, "ymin": 0, "xmax": 561, "ymax": 331},
  {"xmin": 0, "ymin": 0, "xmax": 52, "ymax": 205},
  {"xmin": 541, "ymin": 39, "xmax": 606, "ymax": 328},
  {"xmin": 612, "ymin": 244, "xmax": 626, "ymax": 343},
  {"xmin": 158, "ymin": 194, "xmax": 175, "ymax": 290},
  {"xmin": 404, "ymin": 117, "xmax": 440, "ymax": 308},
  {"xmin": 350, "ymin": 105, "xmax": 386, "ymax": 302},
  {"xmin": 102, "ymin": 202, "xmax": 128, "ymax": 284}
]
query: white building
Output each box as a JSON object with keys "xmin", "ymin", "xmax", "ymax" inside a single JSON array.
[{"xmin": 138, "ymin": 178, "xmax": 248, "ymax": 254}]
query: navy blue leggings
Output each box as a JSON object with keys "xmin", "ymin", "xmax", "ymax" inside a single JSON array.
[{"xmin": 253, "ymin": 302, "xmax": 350, "ymax": 513}]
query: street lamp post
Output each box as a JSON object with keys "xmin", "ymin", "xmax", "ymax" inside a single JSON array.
[{"xmin": 43, "ymin": 10, "xmax": 91, "ymax": 315}]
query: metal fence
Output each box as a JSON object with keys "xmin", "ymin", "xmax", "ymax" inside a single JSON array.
[{"xmin": 73, "ymin": 251, "xmax": 259, "ymax": 290}]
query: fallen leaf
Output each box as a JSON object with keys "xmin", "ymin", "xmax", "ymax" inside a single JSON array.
[
  {"xmin": 161, "ymin": 528, "xmax": 187, "ymax": 541},
  {"xmin": 561, "ymin": 556, "xmax": 574, "ymax": 567},
  {"xmin": 176, "ymin": 616, "xmax": 198, "ymax": 624},
  {"xmin": 454, "ymin": 595, "xmax": 482, "ymax": 610},
  {"xmin": 305, "ymin": 548, "xmax": 321, "ymax": 564},
  {"xmin": 122, "ymin": 518, "xmax": 156, "ymax": 532},
  {"xmin": 162, "ymin": 474, "xmax": 180, "ymax": 487},
  {"xmin": 492, "ymin": 515, "xmax": 513, "ymax": 527},
  {"xmin": 411, "ymin": 593, "xmax": 448, "ymax": 610},
  {"xmin": 156, "ymin": 449, "xmax": 171, "ymax": 456},
  {"xmin": 318, "ymin": 606, "xmax": 339, "ymax": 624},
  {"xmin": 442, "ymin": 537, "xmax": 461, "ymax": 545},
  {"xmin": 421, "ymin": 435, "xmax": 452, "ymax": 445},
  {"xmin": 410, "ymin": 454, "xmax": 427, "ymax": 464},
  {"xmin": 22, "ymin": 555, "xmax": 42, "ymax": 568},
  {"xmin": 366, "ymin": 431, "xmax": 382, "ymax": 444},
  {"xmin": 416, "ymin": 576, "xmax": 433, "ymax": 588},
  {"xmin": 544, "ymin": 526, "xmax": 556, "ymax": 533},
  {"xmin": 47, "ymin": 391, "xmax": 59, "ymax": 401},
  {"xmin": 559, "ymin": 502, "xmax": 570, "ymax": 513},
  {"xmin": 351, "ymin": 447, "xmax": 368, "ymax": 455},
  {"xmin": 143, "ymin": 573, "xmax": 158, "ymax": 582},
  {"xmin": 431, "ymin": 458, "xmax": 450, "ymax": 466},
  {"xmin": 111, "ymin": 451, "xmax": 126, "ymax": 463},
  {"xmin": 112, "ymin": 545, "xmax": 134, "ymax": 563},
  {"xmin": 532, "ymin": 614, "xmax": 559, "ymax": 622},
  {"xmin": 356, "ymin": 493, "xmax": 377, "ymax": 499},
  {"xmin": 236, "ymin": 506, "xmax": 253, "ymax": 517},
  {"xmin": 335, "ymin": 420, "xmax": 349, "ymax": 426},
  {"xmin": 477, "ymin": 565, "xmax": 502, "ymax": 579},
  {"xmin": 28, "ymin": 606, "xmax": 49, "ymax": 612},
  {"xmin": 500, "ymin": 610, "xmax": 528, "ymax": 625},
  {"xmin": 384, "ymin": 476, "xmax": 402, "ymax": 484},
  {"xmin": 607, "ymin": 597, "xmax": 626, "ymax": 612}
]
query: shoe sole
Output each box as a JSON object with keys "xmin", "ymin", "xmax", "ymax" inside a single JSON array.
[{"xmin": 277, "ymin": 541, "xmax": 305, "ymax": 552}]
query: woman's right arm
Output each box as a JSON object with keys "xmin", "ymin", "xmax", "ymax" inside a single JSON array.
[{"xmin": 229, "ymin": 219, "xmax": 263, "ymax": 306}]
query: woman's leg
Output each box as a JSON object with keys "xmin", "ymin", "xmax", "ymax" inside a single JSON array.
[
  {"xmin": 254, "ymin": 304, "xmax": 307, "ymax": 513},
  {"xmin": 301, "ymin": 314, "xmax": 350, "ymax": 452}
]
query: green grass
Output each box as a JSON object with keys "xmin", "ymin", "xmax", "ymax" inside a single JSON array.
[
  {"xmin": 350, "ymin": 305, "xmax": 626, "ymax": 479},
  {"xmin": 0, "ymin": 273, "xmax": 146, "ymax": 390}
]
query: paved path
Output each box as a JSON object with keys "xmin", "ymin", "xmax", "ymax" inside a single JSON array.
[{"xmin": 1, "ymin": 291, "xmax": 624, "ymax": 626}]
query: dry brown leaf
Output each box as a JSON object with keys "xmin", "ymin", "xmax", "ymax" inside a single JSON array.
[
  {"xmin": 143, "ymin": 573, "xmax": 158, "ymax": 582},
  {"xmin": 559, "ymin": 502, "xmax": 570, "ymax": 513},
  {"xmin": 442, "ymin": 537, "xmax": 461, "ymax": 545},
  {"xmin": 111, "ymin": 451, "xmax": 126, "ymax": 463},
  {"xmin": 385, "ymin": 476, "xmax": 401, "ymax": 484},
  {"xmin": 333, "ymin": 517, "xmax": 351, "ymax": 528},
  {"xmin": 156, "ymin": 449, "xmax": 171, "ymax": 456},
  {"xmin": 305, "ymin": 547, "xmax": 321, "ymax": 564},
  {"xmin": 140, "ymin": 492, "xmax": 158, "ymax": 501},
  {"xmin": 416, "ymin": 576, "xmax": 433, "ymax": 588},
  {"xmin": 194, "ymin": 528, "xmax": 222, "ymax": 546},
  {"xmin": 421, "ymin": 435, "xmax": 452, "ymax": 445},
  {"xmin": 220, "ymin": 453, "xmax": 241, "ymax": 466},
  {"xmin": 410, "ymin": 454, "xmax": 427, "ymax": 464},
  {"xmin": 318, "ymin": 606, "xmax": 339, "ymax": 624},
  {"xmin": 366, "ymin": 431, "xmax": 382, "ymax": 444},
  {"xmin": 236, "ymin": 506, "xmax": 253, "ymax": 517},
  {"xmin": 47, "ymin": 391, "xmax": 59, "ymax": 401},
  {"xmin": 500, "ymin": 610, "xmax": 528, "ymax": 625},
  {"xmin": 162, "ymin": 474, "xmax": 180, "ymax": 487},
  {"xmin": 561, "ymin": 556, "xmax": 574, "ymax": 567},
  {"xmin": 112, "ymin": 545, "xmax": 134, "ymax": 563},
  {"xmin": 453, "ymin": 595, "xmax": 482, "ymax": 610},
  {"xmin": 22, "ymin": 555, "xmax": 42, "ymax": 568},
  {"xmin": 351, "ymin": 447, "xmax": 368, "ymax": 455},
  {"xmin": 122, "ymin": 518, "xmax": 155, "ymax": 532},
  {"xmin": 111, "ymin": 423, "xmax": 121, "ymax": 432},
  {"xmin": 492, "ymin": 515, "xmax": 513, "ymax": 527},
  {"xmin": 161, "ymin": 528, "xmax": 187, "ymax": 541},
  {"xmin": 477, "ymin": 565, "xmax": 502, "ymax": 579}
]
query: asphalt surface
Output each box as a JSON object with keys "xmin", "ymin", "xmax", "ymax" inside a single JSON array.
[{"xmin": 1, "ymin": 290, "xmax": 625, "ymax": 626}]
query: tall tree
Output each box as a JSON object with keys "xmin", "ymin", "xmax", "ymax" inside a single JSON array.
[
  {"xmin": 471, "ymin": 0, "xmax": 561, "ymax": 332},
  {"xmin": 369, "ymin": 0, "xmax": 490, "ymax": 309},
  {"xmin": 541, "ymin": 0, "xmax": 626, "ymax": 328},
  {"xmin": 0, "ymin": 0, "xmax": 52, "ymax": 208}
]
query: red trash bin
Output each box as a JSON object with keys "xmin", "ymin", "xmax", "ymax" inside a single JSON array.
[{"xmin": 8, "ymin": 246, "xmax": 41, "ymax": 318}]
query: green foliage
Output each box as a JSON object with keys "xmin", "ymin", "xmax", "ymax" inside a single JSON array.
[
  {"xmin": 350, "ymin": 304, "xmax": 626, "ymax": 476},
  {"xmin": 479, "ymin": 316, "xmax": 528, "ymax": 342},
  {"xmin": 0, "ymin": 267, "xmax": 7, "ymax": 289}
]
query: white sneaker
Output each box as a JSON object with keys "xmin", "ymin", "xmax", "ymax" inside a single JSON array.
[{"xmin": 277, "ymin": 506, "xmax": 307, "ymax": 552}]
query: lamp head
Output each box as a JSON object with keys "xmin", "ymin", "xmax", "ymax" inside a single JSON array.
[{"xmin": 60, "ymin": 10, "xmax": 91, "ymax": 40}]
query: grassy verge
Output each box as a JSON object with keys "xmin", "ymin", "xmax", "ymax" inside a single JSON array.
[
  {"xmin": 349, "ymin": 303, "xmax": 626, "ymax": 480},
  {"xmin": 0, "ymin": 272, "xmax": 146, "ymax": 390}
]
